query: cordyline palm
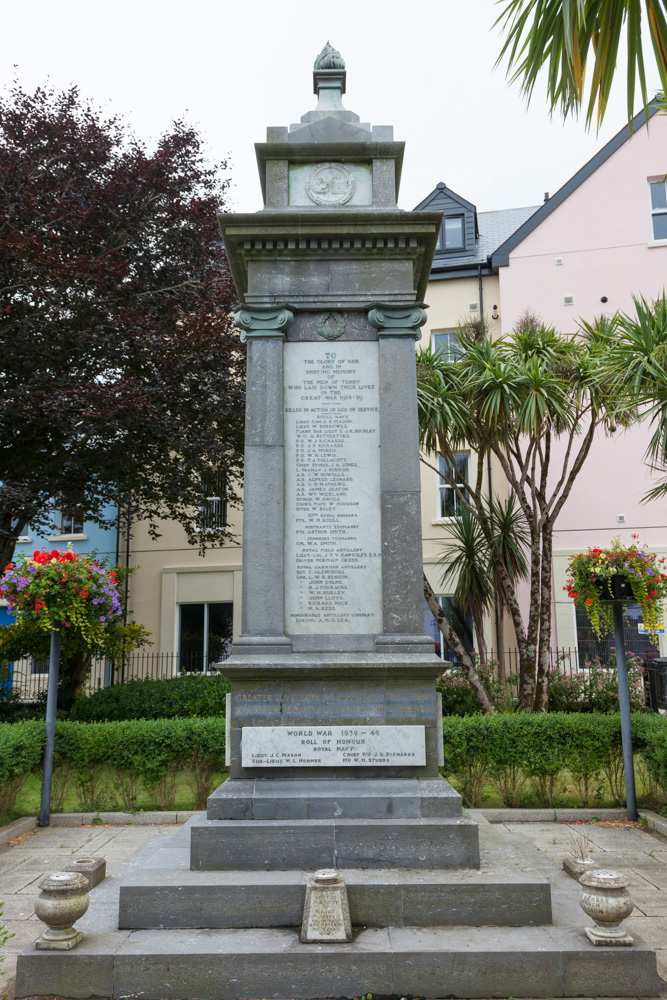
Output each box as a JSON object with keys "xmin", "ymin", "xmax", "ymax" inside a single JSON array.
[
  {"xmin": 417, "ymin": 315, "xmax": 621, "ymax": 711},
  {"xmin": 495, "ymin": 0, "xmax": 667, "ymax": 131},
  {"xmin": 438, "ymin": 507, "xmax": 494, "ymax": 667},
  {"xmin": 437, "ymin": 496, "xmax": 529, "ymax": 675},
  {"xmin": 601, "ymin": 294, "xmax": 667, "ymax": 499}
]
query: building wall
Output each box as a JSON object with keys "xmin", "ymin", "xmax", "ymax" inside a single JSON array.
[
  {"xmin": 499, "ymin": 114, "xmax": 667, "ymax": 334},
  {"xmin": 123, "ymin": 504, "xmax": 243, "ymax": 657},
  {"xmin": 498, "ymin": 112, "xmax": 667, "ymax": 655}
]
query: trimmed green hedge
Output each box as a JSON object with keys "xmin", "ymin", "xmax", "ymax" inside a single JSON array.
[
  {"xmin": 442, "ymin": 712, "xmax": 667, "ymax": 807},
  {"xmin": 0, "ymin": 716, "xmax": 227, "ymax": 814},
  {"xmin": 1, "ymin": 712, "xmax": 666, "ymax": 819},
  {"xmin": 69, "ymin": 673, "xmax": 231, "ymax": 722}
]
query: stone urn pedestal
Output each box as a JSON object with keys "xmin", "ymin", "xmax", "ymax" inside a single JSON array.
[
  {"xmin": 579, "ymin": 869, "xmax": 634, "ymax": 946},
  {"xmin": 34, "ymin": 872, "xmax": 89, "ymax": 950}
]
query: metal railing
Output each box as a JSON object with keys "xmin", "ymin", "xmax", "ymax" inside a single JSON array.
[{"xmin": 2, "ymin": 648, "xmax": 232, "ymax": 702}]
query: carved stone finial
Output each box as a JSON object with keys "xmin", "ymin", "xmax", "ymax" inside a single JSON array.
[{"xmin": 314, "ymin": 41, "xmax": 345, "ymax": 71}]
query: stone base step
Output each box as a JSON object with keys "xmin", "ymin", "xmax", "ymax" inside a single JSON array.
[
  {"xmin": 118, "ymin": 864, "xmax": 552, "ymax": 929},
  {"xmin": 206, "ymin": 777, "xmax": 463, "ymax": 820},
  {"xmin": 190, "ymin": 815, "xmax": 480, "ymax": 870},
  {"xmin": 16, "ymin": 923, "xmax": 662, "ymax": 999}
]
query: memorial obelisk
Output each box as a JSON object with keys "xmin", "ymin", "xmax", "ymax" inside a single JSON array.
[{"xmin": 196, "ymin": 41, "xmax": 480, "ymax": 868}]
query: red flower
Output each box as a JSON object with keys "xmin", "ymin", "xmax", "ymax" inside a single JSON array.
[
  {"xmin": 650, "ymin": 590, "xmax": 657, "ymax": 596},
  {"xmin": 585, "ymin": 598, "xmax": 594, "ymax": 605}
]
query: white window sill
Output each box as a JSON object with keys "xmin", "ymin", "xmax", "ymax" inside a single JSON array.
[
  {"xmin": 431, "ymin": 517, "xmax": 461, "ymax": 525},
  {"xmin": 648, "ymin": 240, "xmax": 667, "ymax": 248},
  {"xmin": 48, "ymin": 534, "xmax": 87, "ymax": 542},
  {"xmin": 17, "ymin": 536, "xmax": 32, "ymax": 543}
]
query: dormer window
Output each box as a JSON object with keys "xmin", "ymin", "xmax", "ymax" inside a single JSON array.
[{"xmin": 439, "ymin": 215, "xmax": 465, "ymax": 251}]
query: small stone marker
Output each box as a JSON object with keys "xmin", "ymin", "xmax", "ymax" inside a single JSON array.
[
  {"xmin": 63, "ymin": 856, "xmax": 106, "ymax": 890},
  {"xmin": 300, "ymin": 868, "xmax": 352, "ymax": 943}
]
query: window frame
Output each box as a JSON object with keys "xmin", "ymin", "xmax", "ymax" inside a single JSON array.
[
  {"xmin": 58, "ymin": 511, "xmax": 84, "ymax": 536},
  {"xmin": 431, "ymin": 328, "xmax": 461, "ymax": 362},
  {"xmin": 178, "ymin": 600, "xmax": 233, "ymax": 673},
  {"xmin": 437, "ymin": 214, "xmax": 466, "ymax": 253},
  {"xmin": 649, "ymin": 177, "xmax": 667, "ymax": 242},
  {"xmin": 436, "ymin": 452, "xmax": 470, "ymax": 520}
]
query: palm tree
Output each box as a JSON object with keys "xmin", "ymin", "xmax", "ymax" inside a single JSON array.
[
  {"xmin": 417, "ymin": 314, "xmax": 621, "ymax": 710},
  {"xmin": 495, "ymin": 0, "xmax": 667, "ymax": 130},
  {"xmin": 438, "ymin": 507, "xmax": 494, "ymax": 667}
]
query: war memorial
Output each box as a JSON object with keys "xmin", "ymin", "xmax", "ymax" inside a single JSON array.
[{"xmin": 16, "ymin": 44, "xmax": 662, "ymax": 1000}]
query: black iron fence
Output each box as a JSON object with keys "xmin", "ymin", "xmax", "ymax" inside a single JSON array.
[{"xmin": 3, "ymin": 642, "xmax": 666, "ymax": 712}]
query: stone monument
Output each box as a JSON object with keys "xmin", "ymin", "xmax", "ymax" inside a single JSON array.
[
  {"xmin": 15, "ymin": 44, "xmax": 662, "ymax": 1000},
  {"xmin": 195, "ymin": 38, "xmax": 470, "ymax": 871}
]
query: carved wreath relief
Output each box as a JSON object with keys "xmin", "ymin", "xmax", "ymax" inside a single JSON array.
[
  {"xmin": 306, "ymin": 162, "xmax": 355, "ymax": 206},
  {"xmin": 316, "ymin": 311, "xmax": 345, "ymax": 341}
]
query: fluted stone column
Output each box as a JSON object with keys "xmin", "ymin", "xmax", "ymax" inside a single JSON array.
[
  {"xmin": 234, "ymin": 305, "xmax": 293, "ymax": 647},
  {"xmin": 368, "ymin": 304, "xmax": 431, "ymax": 647}
]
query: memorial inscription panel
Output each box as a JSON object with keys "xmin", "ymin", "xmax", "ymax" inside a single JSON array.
[
  {"xmin": 284, "ymin": 341, "xmax": 382, "ymax": 634},
  {"xmin": 241, "ymin": 725, "xmax": 426, "ymax": 767}
]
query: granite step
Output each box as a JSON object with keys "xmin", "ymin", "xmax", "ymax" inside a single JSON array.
[
  {"xmin": 118, "ymin": 864, "xmax": 552, "ymax": 929},
  {"xmin": 16, "ymin": 923, "xmax": 662, "ymax": 999},
  {"xmin": 207, "ymin": 776, "xmax": 463, "ymax": 820},
  {"xmin": 190, "ymin": 815, "xmax": 480, "ymax": 870}
]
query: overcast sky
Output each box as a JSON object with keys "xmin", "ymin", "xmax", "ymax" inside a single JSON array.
[{"xmin": 4, "ymin": 0, "xmax": 662, "ymax": 215}]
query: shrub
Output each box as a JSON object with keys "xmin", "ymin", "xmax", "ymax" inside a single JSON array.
[
  {"xmin": 69, "ymin": 673, "xmax": 231, "ymax": 722},
  {"xmin": 442, "ymin": 712, "xmax": 667, "ymax": 807},
  {"xmin": 0, "ymin": 720, "xmax": 45, "ymax": 813}
]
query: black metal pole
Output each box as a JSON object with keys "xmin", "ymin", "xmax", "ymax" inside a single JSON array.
[
  {"xmin": 39, "ymin": 625, "xmax": 61, "ymax": 828},
  {"xmin": 613, "ymin": 600, "xmax": 638, "ymax": 821}
]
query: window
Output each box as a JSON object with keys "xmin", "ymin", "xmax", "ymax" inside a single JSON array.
[
  {"xmin": 179, "ymin": 602, "xmax": 233, "ymax": 672},
  {"xmin": 432, "ymin": 329, "xmax": 461, "ymax": 362},
  {"xmin": 438, "ymin": 215, "xmax": 465, "ymax": 251},
  {"xmin": 437, "ymin": 453, "xmax": 469, "ymax": 518},
  {"xmin": 650, "ymin": 179, "xmax": 667, "ymax": 240},
  {"xmin": 199, "ymin": 470, "xmax": 227, "ymax": 531},
  {"xmin": 31, "ymin": 657, "xmax": 50, "ymax": 675},
  {"xmin": 59, "ymin": 512, "xmax": 84, "ymax": 535}
]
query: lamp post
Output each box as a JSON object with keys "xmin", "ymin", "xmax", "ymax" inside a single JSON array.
[
  {"xmin": 611, "ymin": 598, "xmax": 638, "ymax": 821},
  {"xmin": 39, "ymin": 624, "xmax": 61, "ymax": 828},
  {"xmin": 598, "ymin": 576, "xmax": 638, "ymax": 822}
]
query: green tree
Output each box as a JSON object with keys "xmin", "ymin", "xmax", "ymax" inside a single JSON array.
[
  {"xmin": 495, "ymin": 0, "xmax": 667, "ymax": 130},
  {"xmin": 417, "ymin": 313, "xmax": 624, "ymax": 712}
]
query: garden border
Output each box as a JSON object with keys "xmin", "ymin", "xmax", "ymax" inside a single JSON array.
[{"xmin": 2, "ymin": 808, "xmax": 665, "ymax": 845}]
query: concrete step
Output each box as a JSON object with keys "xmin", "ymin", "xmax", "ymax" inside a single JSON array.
[
  {"xmin": 16, "ymin": 922, "xmax": 662, "ymax": 999},
  {"xmin": 207, "ymin": 777, "xmax": 463, "ymax": 820},
  {"xmin": 190, "ymin": 815, "xmax": 480, "ymax": 870},
  {"xmin": 118, "ymin": 864, "xmax": 552, "ymax": 929}
]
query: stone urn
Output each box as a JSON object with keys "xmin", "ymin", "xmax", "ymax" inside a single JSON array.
[
  {"xmin": 34, "ymin": 871, "xmax": 89, "ymax": 950},
  {"xmin": 579, "ymin": 869, "xmax": 634, "ymax": 946}
]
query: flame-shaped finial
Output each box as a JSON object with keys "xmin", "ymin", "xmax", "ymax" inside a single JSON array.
[{"xmin": 314, "ymin": 41, "xmax": 345, "ymax": 71}]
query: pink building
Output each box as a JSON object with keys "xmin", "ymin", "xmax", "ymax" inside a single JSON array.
[{"xmin": 492, "ymin": 101, "xmax": 667, "ymax": 655}]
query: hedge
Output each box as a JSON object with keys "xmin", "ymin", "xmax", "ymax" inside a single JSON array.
[
  {"xmin": 0, "ymin": 716, "xmax": 227, "ymax": 815},
  {"xmin": 442, "ymin": 712, "xmax": 667, "ymax": 807},
  {"xmin": 1, "ymin": 712, "xmax": 665, "ymax": 819},
  {"xmin": 69, "ymin": 673, "xmax": 231, "ymax": 722}
]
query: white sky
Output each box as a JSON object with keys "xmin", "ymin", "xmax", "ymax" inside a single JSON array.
[{"xmin": 4, "ymin": 0, "xmax": 662, "ymax": 215}]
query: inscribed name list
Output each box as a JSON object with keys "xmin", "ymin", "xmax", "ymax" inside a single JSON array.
[
  {"xmin": 284, "ymin": 341, "xmax": 382, "ymax": 634},
  {"xmin": 242, "ymin": 725, "xmax": 426, "ymax": 767}
]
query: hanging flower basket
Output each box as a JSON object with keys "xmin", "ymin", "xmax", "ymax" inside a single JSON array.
[
  {"xmin": 0, "ymin": 549, "xmax": 122, "ymax": 644},
  {"xmin": 565, "ymin": 536, "xmax": 667, "ymax": 643}
]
